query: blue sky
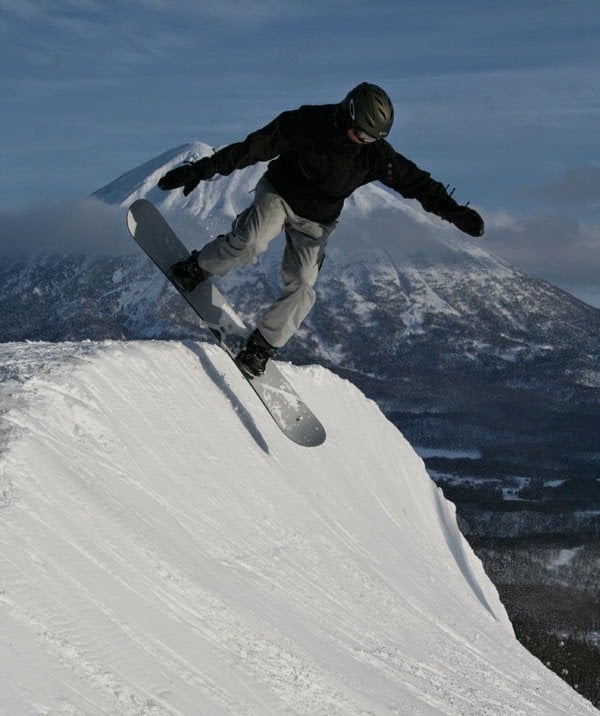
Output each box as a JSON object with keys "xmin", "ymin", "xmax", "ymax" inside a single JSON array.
[{"xmin": 1, "ymin": 1, "xmax": 599, "ymax": 304}]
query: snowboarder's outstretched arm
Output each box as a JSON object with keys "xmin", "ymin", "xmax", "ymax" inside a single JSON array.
[
  {"xmin": 158, "ymin": 113, "xmax": 294, "ymax": 197},
  {"xmin": 377, "ymin": 147, "xmax": 485, "ymax": 237}
]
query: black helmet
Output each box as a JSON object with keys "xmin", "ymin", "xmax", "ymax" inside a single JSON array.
[{"xmin": 340, "ymin": 82, "xmax": 394, "ymax": 139}]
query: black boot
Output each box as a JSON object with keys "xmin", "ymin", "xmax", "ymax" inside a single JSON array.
[
  {"xmin": 236, "ymin": 330, "xmax": 278, "ymax": 378},
  {"xmin": 170, "ymin": 250, "xmax": 210, "ymax": 292}
]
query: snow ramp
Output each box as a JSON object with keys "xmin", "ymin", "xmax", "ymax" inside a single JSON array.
[{"xmin": 0, "ymin": 341, "xmax": 594, "ymax": 715}]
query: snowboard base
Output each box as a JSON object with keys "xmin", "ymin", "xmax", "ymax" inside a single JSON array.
[{"xmin": 126, "ymin": 199, "xmax": 326, "ymax": 447}]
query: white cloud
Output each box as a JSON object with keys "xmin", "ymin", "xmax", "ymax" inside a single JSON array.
[
  {"xmin": 0, "ymin": 199, "xmax": 131, "ymax": 255},
  {"xmin": 483, "ymin": 209, "xmax": 600, "ymax": 302},
  {"xmin": 526, "ymin": 166, "xmax": 600, "ymax": 210}
]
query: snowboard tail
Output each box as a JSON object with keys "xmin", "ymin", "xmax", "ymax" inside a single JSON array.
[{"xmin": 126, "ymin": 199, "xmax": 326, "ymax": 447}]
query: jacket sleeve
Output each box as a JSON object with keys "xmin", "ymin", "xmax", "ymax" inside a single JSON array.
[
  {"xmin": 207, "ymin": 111, "xmax": 296, "ymax": 177},
  {"xmin": 377, "ymin": 146, "xmax": 459, "ymax": 218}
]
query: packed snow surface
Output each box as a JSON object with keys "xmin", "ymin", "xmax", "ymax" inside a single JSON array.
[{"xmin": 0, "ymin": 341, "xmax": 594, "ymax": 715}]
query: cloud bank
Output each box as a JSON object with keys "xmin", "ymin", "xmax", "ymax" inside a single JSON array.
[
  {"xmin": 0, "ymin": 198, "xmax": 131, "ymax": 256},
  {"xmin": 1, "ymin": 188, "xmax": 599, "ymax": 308}
]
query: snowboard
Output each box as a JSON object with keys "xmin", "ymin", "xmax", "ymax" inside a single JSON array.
[{"xmin": 126, "ymin": 199, "xmax": 326, "ymax": 447}]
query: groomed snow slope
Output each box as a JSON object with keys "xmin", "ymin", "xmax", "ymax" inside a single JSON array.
[{"xmin": 0, "ymin": 341, "xmax": 594, "ymax": 715}]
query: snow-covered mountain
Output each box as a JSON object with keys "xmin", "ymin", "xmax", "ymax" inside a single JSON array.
[
  {"xmin": 2, "ymin": 143, "xmax": 598, "ymax": 521},
  {"xmin": 4, "ymin": 141, "xmax": 598, "ymax": 375},
  {"xmin": 2, "ymin": 141, "xmax": 599, "ymax": 547},
  {"xmin": 4, "ymin": 142, "xmax": 599, "ymax": 395},
  {"xmin": 0, "ymin": 340, "xmax": 595, "ymax": 715}
]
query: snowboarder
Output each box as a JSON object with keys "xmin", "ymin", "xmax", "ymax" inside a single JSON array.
[{"xmin": 158, "ymin": 82, "xmax": 484, "ymax": 377}]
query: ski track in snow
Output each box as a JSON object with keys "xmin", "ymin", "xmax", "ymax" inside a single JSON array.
[{"xmin": 0, "ymin": 341, "xmax": 595, "ymax": 715}]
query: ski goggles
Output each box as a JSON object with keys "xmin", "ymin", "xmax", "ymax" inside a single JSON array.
[{"xmin": 353, "ymin": 127, "xmax": 379, "ymax": 144}]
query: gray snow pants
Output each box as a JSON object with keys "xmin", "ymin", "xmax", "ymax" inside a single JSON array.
[{"xmin": 196, "ymin": 175, "xmax": 336, "ymax": 348}]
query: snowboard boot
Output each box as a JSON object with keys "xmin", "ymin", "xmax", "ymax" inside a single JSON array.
[
  {"xmin": 236, "ymin": 329, "xmax": 278, "ymax": 378},
  {"xmin": 170, "ymin": 250, "xmax": 211, "ymax": 292}
]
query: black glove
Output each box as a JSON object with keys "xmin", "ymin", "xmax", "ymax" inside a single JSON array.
[
  {"xmin": 446, "ymin": 205, "xmax": 485, "ymax": 237},
  {"xmin": 158, "ymin": 157, "xmax": 215, "ymax": 196}
]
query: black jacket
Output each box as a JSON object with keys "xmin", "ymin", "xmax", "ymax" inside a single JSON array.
[{"xmin": 205, "ymin": 103, "xmax": 459, "ymax": 225}]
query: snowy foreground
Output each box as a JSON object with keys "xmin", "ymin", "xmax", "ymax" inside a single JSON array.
[{"xmin": 0, "ymin": 341, "xmax": 594, "ymax": 715}]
